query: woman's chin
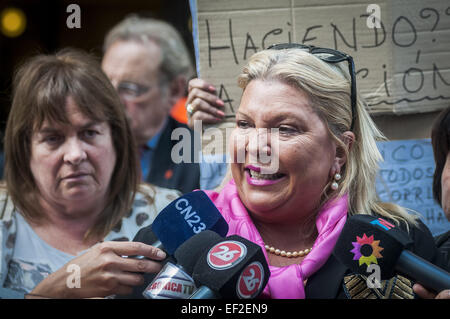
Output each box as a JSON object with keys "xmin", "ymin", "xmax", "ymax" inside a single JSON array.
[
  {"xmin": 60, "ymin": 186, "xmax": 103, "ymax": 203},
  {"xmin": 242, "ymin": 194, "xmax": 284, "ymax": 217}
]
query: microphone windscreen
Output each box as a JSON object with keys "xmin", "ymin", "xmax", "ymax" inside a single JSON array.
[
  {"xmin": 333, "ymin": 214, "xmax": 413, "ymax": 279},
  {"xmin": 133, "ymin": 224, "xmax": 158, "ymax": 245},
  {"xmin": 152, "ymin": 191, "xmax": 229, "ymax": 255},
  {"xmin": 142, "ymin": 231, "xmax": 223, "ymax": 299},
  {"xmin": 174, "ymin": 230, "xmax": 223, "ymax": 275},
  {"xmin": 192, "ymin": 235, "xmax": 270, "ymax": 298}
]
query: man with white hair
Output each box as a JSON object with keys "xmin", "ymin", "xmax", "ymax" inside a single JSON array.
[{"xmin": 102, "ymin": 16, "xmax": 200, "ymax": 194}]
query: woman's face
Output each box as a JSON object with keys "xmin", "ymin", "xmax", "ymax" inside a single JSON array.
[
  {"xmin": 230, "ymin": 79, "xmax": 340, "ymax": 224},
  {"xmin": 30, "ymin": 97, "xmax": 117, "ymax": 214},
  {"xmin": 441, "ymin": 152, "xmax": 450, "ymax": 220}
]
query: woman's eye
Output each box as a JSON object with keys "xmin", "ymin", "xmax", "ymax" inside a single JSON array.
[
  {"xmin": 83, "ymin": 130, "xmax": 98, "ymax": 138},
  {"xmin": 237, "ymin": 120, "xmax": 251, "ymax": 129},
  {"xmin": 278, "ymin": 125, "xmax": 298, "ymax": 135},
  {"xmin": 44, "ymin": 135, "xmax": 63, "ymax": 144}
]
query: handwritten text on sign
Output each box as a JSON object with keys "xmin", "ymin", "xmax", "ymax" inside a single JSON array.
[
  {"xmin": 196, "ymin": 0, "xmax": 450, "ymax": 119},
  {"xmin": 376, "ymin": 139, "xmax": 449, "ymax": 236}
]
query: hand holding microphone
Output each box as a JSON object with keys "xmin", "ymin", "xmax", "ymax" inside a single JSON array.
[{"xmin": 116, "ymin": 191, "xmax": 229, "ymax": 298}]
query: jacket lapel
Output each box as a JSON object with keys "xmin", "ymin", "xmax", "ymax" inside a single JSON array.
[
  {"xmin": 305, "ymin": 254, "xmax": 348, "ymax": 299},
  {"xmin": 146, "ymin": 117, "xmax": 174, "ymax": 183}
]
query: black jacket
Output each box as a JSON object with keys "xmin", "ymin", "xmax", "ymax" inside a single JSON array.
[
  {"xmin": 435, "ymin": 230, "xmax": 450, "ymax": 272},
  {"xmin": 145, "ymin": 117, "xmax": 200, "ymax": 194},
  {"xmin": 306, "ymin": 217, "xmax": 447, "ymax": 299}
]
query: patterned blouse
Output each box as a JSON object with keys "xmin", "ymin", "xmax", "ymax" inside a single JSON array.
[{"xmin": 0, "ymin": 183, "xmax": 181, "ymax": 295}]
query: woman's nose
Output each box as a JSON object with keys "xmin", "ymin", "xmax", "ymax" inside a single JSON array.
[
  {"xmin": 246, "ymin": 128, "xmax": 272, "ymax": 163},
  {"xmin": 63, "ymin": 138, "xmax": 87, "ymax": 165}
]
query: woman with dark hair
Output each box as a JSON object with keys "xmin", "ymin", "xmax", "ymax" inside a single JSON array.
[
  {"xmin": 431, "ymin": 106, "xmax": 450, "ymax": 265},
  {"xmin": 408, "ymin": 106, "xmax": 450, "ymax": 299},
  {"xmin": 0, "ymin": 49, "xmax": 180, "ymax": 298}
]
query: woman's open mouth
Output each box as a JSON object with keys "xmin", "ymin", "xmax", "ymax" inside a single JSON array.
[{"xmin": 245, "ymin": 165, "xmax": 286, "ymax": 186}]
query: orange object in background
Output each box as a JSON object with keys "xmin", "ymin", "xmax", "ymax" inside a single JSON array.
[
  {"xmin": 170, "ymin": 97, "xmax": 188, "ymax": 124},
  {"xmin": 164, "ymin": 168, "xmax": 173, "ymax": 180}
]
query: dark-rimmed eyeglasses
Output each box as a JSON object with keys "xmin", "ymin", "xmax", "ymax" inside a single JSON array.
[
  {"xmin": 117, "ymin": 81, "xmax": 150, "ymax": 101},
  {"xmin": 267, "ymin": 43, "xmax": 357, "ymax": 131}
]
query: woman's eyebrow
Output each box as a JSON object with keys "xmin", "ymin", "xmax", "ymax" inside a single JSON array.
[
  {"xmin": 37, "ymin": 120, "xmax": 102, "ymax": 133},
  {"xmin": 77, "ymin": 121, "xmax": 102, "ymax": 130}
]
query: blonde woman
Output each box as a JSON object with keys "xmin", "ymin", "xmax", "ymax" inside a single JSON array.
[{"xmin": 186, "ymin": 44, "xmax": 446, "ymax": 299}]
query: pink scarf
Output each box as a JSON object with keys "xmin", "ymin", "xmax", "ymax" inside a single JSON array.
[{"xmin": 203, "ymin": 179, "xmax": 348, "ymax": 299}]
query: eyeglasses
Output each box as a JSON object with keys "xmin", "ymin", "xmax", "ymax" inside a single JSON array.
[
  {"xmin": 267, "ymin": 43, "xmax": 357, "ymax": 131},
  {"xmin": 117, "ymin": 81, "xmax": 150, "ymax": 101}
]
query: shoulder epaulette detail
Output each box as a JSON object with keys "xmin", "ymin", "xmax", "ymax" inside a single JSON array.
[{"xmin": 343, "ymin": 274, "xmax": 414, "ymax": 299}]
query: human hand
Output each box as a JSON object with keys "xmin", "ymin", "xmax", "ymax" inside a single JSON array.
[
  {"xmin": 28, "ymin": 241, "xmax": 166, "ymax": 299},
  {"xmin": 413, "ymin": 283, "xmax": 450, "ymax": 299},
  {"xmin": 186, "ymin": 78, "xmax": 225, "ymax": 129}
]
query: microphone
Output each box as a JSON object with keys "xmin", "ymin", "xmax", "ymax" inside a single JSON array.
[
  {"xmin": 115, "ymin": 191, "xmax": 229, "ymax": 299},
  {"xmin": 190, "ymin": 235, "xmax": 270, "ymax": 299},
  {"xmin": 131, "ymin": 190, "xmax": 229, "ymax": 258},
  {"xmin": 132, "ymin": 224, "xmax": 163, "ymax": 259},
  {"xmin": 142, "ymin": 230, "xmax": 223, "ymax": 299},
  {"xmin": 333, "ymin": 214, "xmax": 450, "ymax": 292}
]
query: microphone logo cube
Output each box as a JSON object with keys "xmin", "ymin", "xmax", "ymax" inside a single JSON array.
[
  {"xmin": 207, "ymin": 240, "xmax": 247, "ymax": 270},
  {"xmin": 370, "ymin": 218, "xmax": 395, "ymax": 231},
  {"xmin": 350, "ymin": 233, "xmax": 384, "ymax": 267},
  {"xmin": 236, "ymin": 261, "xmax": 265, "ymax": 299}
]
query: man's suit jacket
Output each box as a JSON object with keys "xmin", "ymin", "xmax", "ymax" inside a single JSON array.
[{"xmin": 145, "ymin": 116, "xmax": 200, "ymax": 194}]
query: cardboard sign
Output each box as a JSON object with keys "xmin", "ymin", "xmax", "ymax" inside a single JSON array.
[
  {"xmin": 191, "ymin": 0, "xmax": 450, "ymax": 151},
  {"xmin": 376, "ymin": 139, "xmax": 449, "ymax": 236},
  {"xmin": 190, "ymin": 1, "xmax": 450, "ymax": 235}
]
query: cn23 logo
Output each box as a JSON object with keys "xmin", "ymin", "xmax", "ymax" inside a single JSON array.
[{"xmin": 175, "ymin": 198, "xmax": 206, "ymax": 233}]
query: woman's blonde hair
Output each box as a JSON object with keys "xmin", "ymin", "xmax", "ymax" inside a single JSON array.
[
  {"xmin": 236, "ymin": 48, "xmax": 418, "ymax": 229},
  {"xmin": 4, "ymin": 48, "xmax": 139, "ymax": 240}
]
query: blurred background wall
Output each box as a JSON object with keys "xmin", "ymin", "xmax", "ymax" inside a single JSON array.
[{"xmin": 0, "ymin": 0, "xmax": 194, "ymax": 147}]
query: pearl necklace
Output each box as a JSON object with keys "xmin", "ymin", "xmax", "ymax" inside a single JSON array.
[{"xmin": 265, "ymin": 244, "xmax": 313, "ymax": 258}]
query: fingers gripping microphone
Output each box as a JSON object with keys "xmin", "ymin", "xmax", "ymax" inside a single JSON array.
[
  {"xmin": 143, "ymin": 230, "xmax": 223, "ymax": 299},
  {"xmin": 121, "ymin": 191, "xmax": 228, "ymax": 299},
  {"xmin": 132, "ymin": 225, "xmax": 163, "ymax": 257},
  {"xmin": 333, "ymin": 214, "xmax": 450, "ymax": 292},
  {"xmin": 190, "ymin": 235, "xmax": 270, "ymax": 299},
  {"xmin": 132, "ymin": 190, "xmax": 229, "ymax": 257}
]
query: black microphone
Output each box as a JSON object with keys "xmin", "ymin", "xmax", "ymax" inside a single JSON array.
[
  {"xmin": 333, "ymin": 214, "xmax": 450, "ymax": 292},
  {"xmin": 132, "ymin": 224, "xmax": 163, "ymax": 259},
  {"xmin": 190, "ymin": 235, "xmax": 270, "ymax": 299},
  {"xmin": 117, "ymin": 191, "xmax": 229, "ymax": 299},
  {"xmin": 142, "ymin": 230, "xmax": 223, "ymax": 299}
]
